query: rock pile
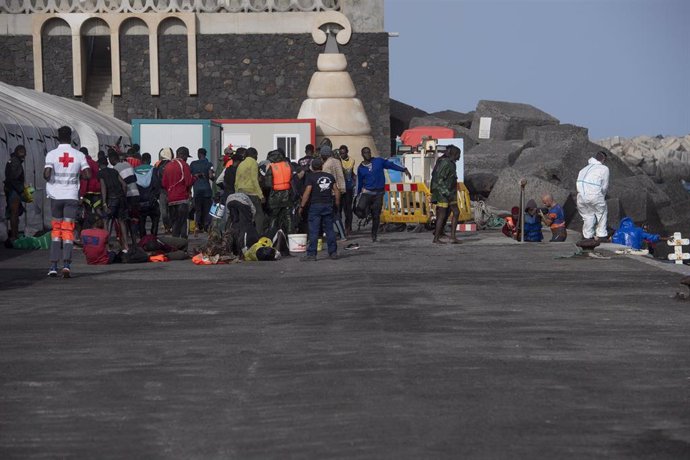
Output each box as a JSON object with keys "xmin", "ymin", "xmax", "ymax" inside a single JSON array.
[
  {"xmin": 597, "ymin": 135, "xmax": 690, "ymax": 183},
  {"xmin": 391, "ymin": 98, "xmax": 690, "ymax": 237}
]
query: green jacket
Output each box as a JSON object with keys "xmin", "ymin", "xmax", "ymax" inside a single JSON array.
[
  {"xmin": 234, "ymin": 157, "xmax": 263, "ymax": 198},
  {"xmin": 430, "ymin": 156, "xmax": 457, "ymax": 202}
]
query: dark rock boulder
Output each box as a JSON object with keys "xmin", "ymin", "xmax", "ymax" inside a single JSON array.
[
  {"xmin": 524, "ymin": 124, "xmax": 589, "ymax": 146},
  {"xmin": 410, "ymin": 116, "xmax": 452, "ymax": 129},
  {"xmin": 470, "ymin": 100, "xmax": 560, "ymax": 141},
  {"xmin": 430, "ymin": 110, "xmax": 474, "ymax": 128},
  {"xmin": 464, "ymin": 140, "xmax": 532, "ymax": 171},
  {"xmin": 486, "ymin": 167, "xmax": 576, "ymax": 223},
  {"xmin": 464, "ymin": 171, "xmax": 499, "ymax": 198},
  {"xmin": 390, "ymin": 99, "xmax": 428, "ymax": 138},
  {"xmin": 513, "ymin": 139, "xmax": 634, "ymax": 191}
]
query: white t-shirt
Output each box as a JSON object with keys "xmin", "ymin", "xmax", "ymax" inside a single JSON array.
[{"xmin": 44, "ymin": 144, "xmax": 90, "ymax": 200}]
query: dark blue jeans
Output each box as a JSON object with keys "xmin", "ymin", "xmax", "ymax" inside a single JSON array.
[{"xmin": 307, "ymin": 203, "xmax": 337, "ymax": 256}]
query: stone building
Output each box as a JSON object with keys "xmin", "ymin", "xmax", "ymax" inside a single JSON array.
[{"xmin": 0, "ymin": 0, "xmax": 390, "ymax": 154}]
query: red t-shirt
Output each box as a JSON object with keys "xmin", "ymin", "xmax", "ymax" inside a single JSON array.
[
  {"xmin": 79, "ymin": 156, "xmax": 101, "ymax": 197},
  {"xmin": 81, "ymin": 228, "xmax": 111, "ymax": 265}
]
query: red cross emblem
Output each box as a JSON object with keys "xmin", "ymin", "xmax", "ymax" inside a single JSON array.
[{"xmin": 59, "ymin": 152, "xmax": 74, "ymax": 168}]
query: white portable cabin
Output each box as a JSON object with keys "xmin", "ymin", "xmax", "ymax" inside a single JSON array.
[
  {"xmin": 215, "ymin": 119, "xmax": 316, "ymax": 162},
  {"xmin": 132, "ymin": 119, "xmax": 223, "ymax": 166}
]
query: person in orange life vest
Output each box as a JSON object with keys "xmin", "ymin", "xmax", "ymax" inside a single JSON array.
[
  {"xmin": 81, "ymin": 218, "xmax": 117, "ymax": 265},
  {"xmin": 161, "ymin": 147, "xmax": 195, "ymax": 239},
  {"xmin": 540, "ymin": 193, "xmax": 568, "ymax": 242},
  {"xmin": 502, "ymin": 206, "xmax": 520, "ymax": 239},
  {"xmin": 264, "ymin": 149, "xmax": 295, "ymax": 236},
  {"xmin": 44, "ymin": 126, "xmax": 91, "ymax": 277}
]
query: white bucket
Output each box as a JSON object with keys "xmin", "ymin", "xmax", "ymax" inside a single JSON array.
[{"xmin": 288, "ymin": 233, "xmax": 308, "ymax": 253}]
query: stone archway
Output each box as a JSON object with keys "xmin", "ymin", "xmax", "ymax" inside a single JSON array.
[
  {"xmin": 38, "ymin": 17, "xmax": 72, "ymax": 96},
  {"xmin": 80, "ymin": 17, "xmax": 113, "ymax": 113}
]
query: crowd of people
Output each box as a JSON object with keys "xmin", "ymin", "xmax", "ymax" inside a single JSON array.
[
  {"xmin": 3, "ymin": 127, "xmax": 669, "ymax": 275},
  {"xmin": 17, "ymin": 126, "xmax": 415, "ymax": 275}
]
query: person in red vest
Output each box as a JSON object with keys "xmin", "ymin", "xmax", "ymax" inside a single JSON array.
[
  {"xmin": 502, "ymin": 206, "xmax": 521, "ymax": 240},
  {"xmin": 264, "ymin": 149, "xmax": 295, "ymax": 236},
  {"xmin": 81, "ymin": 218, "xmax": 116, "ymax": 265},
  {"xmin": 161, "ymin": 146, "xmax": 194, "ymax": 239}
]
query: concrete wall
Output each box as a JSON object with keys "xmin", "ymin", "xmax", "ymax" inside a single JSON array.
[{"xmin": 117, "ymin": 33, "xmax": 390, "ymax": 154}]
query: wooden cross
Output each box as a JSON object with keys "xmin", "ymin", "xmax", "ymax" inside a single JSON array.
[
  {"xmin": 667, "ymin": 232, "xmax": 690, "ymax": 265},
  {"xmin": 58, "ymin": 152, "xmax": 74, "ymax": 168}
]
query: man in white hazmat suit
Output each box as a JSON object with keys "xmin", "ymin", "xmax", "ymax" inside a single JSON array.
[{"xmin": 576, "ymin": 151, "xmax": 610, "ymax": 240}]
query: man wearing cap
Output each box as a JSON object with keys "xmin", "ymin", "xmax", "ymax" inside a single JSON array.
[
  {"xmin": 155, "ymin": 147, "xmax": 174, "ymax": 232},
  {"xmin": 162, "ymin": 146, "xmax": 194, "ymax": 238},
  {"xmin": 190, "ymin": 148, "xmax": 215, "ymax": 234}
]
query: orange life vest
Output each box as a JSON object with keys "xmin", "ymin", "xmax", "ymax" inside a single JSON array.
[{"xmin": 270, "ymin": 162, "xmax": 292, "ymax": 192}]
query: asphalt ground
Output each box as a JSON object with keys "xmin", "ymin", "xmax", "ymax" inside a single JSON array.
[{"xmin": 0, "ymin": 230, "xmax": 689, "ymax": 459}]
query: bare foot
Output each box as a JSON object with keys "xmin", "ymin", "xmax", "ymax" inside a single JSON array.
[
  {"xmin": 432, "ymin": 238, "xmax": 447, "ymax": 244},
  {"xmin": 449, "ymin": 238, "xmax": 462, "ymax": 244}
]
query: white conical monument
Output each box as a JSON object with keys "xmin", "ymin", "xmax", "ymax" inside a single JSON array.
[{"xmin": 298, "ymin": 22, "xmax": 378, "ymax": 163}]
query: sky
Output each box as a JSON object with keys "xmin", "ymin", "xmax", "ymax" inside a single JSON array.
[{"xmin": 385, "ymin": 0, "xmax": 690, "ymax": 140}]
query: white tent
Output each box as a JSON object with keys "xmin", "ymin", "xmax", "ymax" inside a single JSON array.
[{"xmin": 0, "ymin": 82, "xmax": 131, "ymax": 239}]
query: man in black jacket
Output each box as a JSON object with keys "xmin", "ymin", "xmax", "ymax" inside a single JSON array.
[{"xmin": 4, "ymin": 145, "xmax": 27, "ymax": 247}]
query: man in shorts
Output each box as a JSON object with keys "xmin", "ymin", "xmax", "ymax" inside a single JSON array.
[
  {"xmin": 430, "ymin": 144, "xmax": 461, "ymax": 244},
  {"xmin": 43, "ymin": 126, "xmax": 91, "ymax": 277}
]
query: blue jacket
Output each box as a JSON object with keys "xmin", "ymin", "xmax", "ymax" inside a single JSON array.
[
  {"xmin": 612, "ymin": 217, "xmax": 660, "ymax": 249},
  {"xmin": 357, "ymin": 157, "xmax": 406, "ymax": 194},
  {"xmin": 523, "ymin": 213, "xmax": 543, "ymax": 242}
]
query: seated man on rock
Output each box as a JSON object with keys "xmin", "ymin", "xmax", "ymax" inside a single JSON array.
[
  {"xmin": 540, "ymin": 193, "xmax": 567, "ymax": 242},
  {"xmin": 523, "ymin": 199, "xmax": 544, "ymax": 242}
]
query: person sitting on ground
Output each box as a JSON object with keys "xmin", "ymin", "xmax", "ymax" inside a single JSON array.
[
  {"xmin": 431, "ymin": 144, "xmax": 462, "ymax": 244},
  {"xmin": 100, "ymin": 152, "xmax": 130, "ymax": 253},
  {"xmin": 540, "ymin": 193, "xmax": 567, "ymax": 242},
  {"xmin": 523, "ymin": 199, "xmax": 544, "ymax": 242},
  {"xmin": 502, "ymin": 206, "xmax": 520, "ymax": 240},
  {"xmin": 81, "ymin": 218, "xmax": 117, "ymax": 265},
  {"xmin": 298, "ymin": 157, "xmax": 340, "ymax": 261},
  {"xmin": 356, "ymin": 147, "xmax": 411, "ymax": 242},
  {"xmin": 612, "ymin": 217, "xmax": 663, "ymax": 250}
]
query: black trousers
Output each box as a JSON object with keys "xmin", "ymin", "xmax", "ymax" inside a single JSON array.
[
  {"xmin": 342, "ymin": 189, "xmax": 354, "ymax": 232},
  {"xmin": 194, "ymin": 195, "xmax": 212, "ymax": 231},
  {"xmin": 139, "ymin": 201, "xmax": 161, "ymax": 237},
  {"xmin": 168, "ymin": 202, "xmax": 189, "ymax": 239}
]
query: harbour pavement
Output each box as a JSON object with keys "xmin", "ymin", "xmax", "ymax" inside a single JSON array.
[{"xmin": 0, "ymin": 230, "xmax": 689, "ymax": 458}]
